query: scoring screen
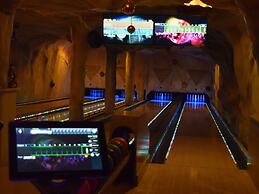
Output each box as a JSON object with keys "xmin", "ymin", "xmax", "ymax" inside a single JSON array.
[
  {"xmin": 15, "ymin": 127, "xmax": 103, "ymax": 172},
  {"xmin": 103, "ymin": 15, "xmax": 154, "ymax": 44},
  {"xmin": 154, "ymin": 16, "xmax": 207, "ymax": 46}
]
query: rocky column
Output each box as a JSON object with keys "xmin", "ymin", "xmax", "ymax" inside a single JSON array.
[
  {"xmin": 105, "ymin": 48, "xmax": 117, "ymax": 114},
  {"xmin": 0, "ymin": 0, "xmax": 22, "ymax": 165},
  {"xmin": 125, "ymin": 51, "xmax": 135, "ymax": 106},
  {"xmin": 69, "ymin": 21, "xmax": 89, "ymax": 121},
  {"xmin": 136, "ymin": 62, "xmax": 145, "ymax": 101}
]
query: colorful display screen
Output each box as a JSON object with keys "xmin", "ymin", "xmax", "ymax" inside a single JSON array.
[
  {"xmin": 154, "ymin": 16, "xmax": 207, "ymax": 46},
  {"xmin": 103, "ymin": 15, "xmax": 154, "ymax": 44},
  {"xmin": 9, "ymin": 121, "xmax": 108, "ymax": 180}
]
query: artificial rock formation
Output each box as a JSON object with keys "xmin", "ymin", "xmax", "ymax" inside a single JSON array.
[
  {"xmin": 69, "ymin": 21, "xmax": 89, "ymax": 121},
  {"xmin": 125, "ymin": 51, "xmax": 135, "ymax": 106},
  {"xmin": 105, "ymin": 48, "xmax": 117, "ymax": 114},
  {"xmin": 15, "ymin": 40, "xmax": 72, "ymax": 103}
]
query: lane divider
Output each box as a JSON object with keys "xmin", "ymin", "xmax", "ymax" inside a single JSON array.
[
  {"xmin": 150, "ymin": 102, "xmax": 183, "ymax": 162},
  {"xmin": 206, "ymin": 103, "xmax": 237, "ymax": 164},
  {"xmin": 165, "ymin": 102, "xmax": 186, "ymax": 159},
  {"xmin": 148, "ymin": 101, "xmax": 172, "ymax": 127}
]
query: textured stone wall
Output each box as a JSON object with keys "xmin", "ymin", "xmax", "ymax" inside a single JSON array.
[
  {"xmin": 232, "ymin": 34, "xmax": 259, "ymax": 146},
  {"xmin": 14, "ymin": 39, "xmax": 72, "ymax": 103}
]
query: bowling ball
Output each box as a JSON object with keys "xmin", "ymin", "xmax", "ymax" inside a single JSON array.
[
  {"xmin": 108, "ymin": 143, "xmax": 122, "ymax": 159},
  {"xmin": 112, "ymin": 137, "xmax": 129, "ymax": 153},
  {"xmin": 108, "ymin": 144, "xmax": 122, "ymax": 165},
  {"xmin": 107, "ymin": 146, "xmax": 120, "ymax": 166},
  {"xmin": 107, "ymin": 154, "xmax": 114, "ymax": 172},
  {"xmin": 111, "ymin": 139, "xmax": 128, "ymax": 156}
]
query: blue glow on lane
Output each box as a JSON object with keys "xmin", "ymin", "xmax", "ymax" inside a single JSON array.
[
  {"xmin": 165, "ymin": 102, "xmax": 186, "ymax": 159},
  {"xmin": 205, "ymin": 103, "xmax": 237, "ymax": 164},
  {"xmin": 148, "ymin": 101, "xmax": 172, "ymax": 127}
]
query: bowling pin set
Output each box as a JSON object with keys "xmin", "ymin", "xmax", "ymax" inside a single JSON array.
[
  {"xmin": 117, "ymin": 90, "xmax": 136, "ymax": 100},
  {"xmin": 121, "ymin": 90, "xmax": 125, "ymax": 99},
  {"xmin": 153, "ymin": 92, "xmax": 173, "ymax": 102},
  {"xmin": 186, "ymin": 94, "xmax": 206, "ymax": 103},
  {"xmin": 90, "ymin": 89, "xmax": 104, "ymax": 98}
]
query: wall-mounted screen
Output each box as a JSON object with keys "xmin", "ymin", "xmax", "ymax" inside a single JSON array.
[
  {"xmin": 154, "ymin": 16, "xmax": 207, "ymax": 46},
  {"xmin": 9, "ymin": 121, "xmax": 108, "ymax": 180},
  {"xmin": 103, "ymin": 15, "xmax": 154, "ymax": 44}
]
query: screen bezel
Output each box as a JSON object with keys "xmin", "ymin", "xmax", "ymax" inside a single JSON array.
[
  {"xmin": 9, "ymin": 121, "xmax": 109, "ymax": 181},
  {"xmin": 102, "ymin": 13, "xmax": 155, "ymax": 45}
]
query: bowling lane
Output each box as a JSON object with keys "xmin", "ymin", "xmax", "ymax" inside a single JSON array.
[
  {"xmin": 121, "ymin": 100, "xmax": 171, "ymax": 124},
  {"xmin": 15, "ymin": 98, "xmax": 124, "ymax": 121},
  {"xmin": 127, "ymin": 102, "xmax": 258, "ymax": 194},
  {"xmin": 166, "ymin": 102, "xmax": 235, "ymax": 168}
]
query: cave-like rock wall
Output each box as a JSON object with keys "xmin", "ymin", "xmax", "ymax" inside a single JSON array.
[{"xmin": 13, "ymin": 39, "xmax": 72, "ymax": 103}]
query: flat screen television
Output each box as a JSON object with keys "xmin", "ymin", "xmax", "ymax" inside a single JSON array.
[
  {"xmin": 9, "ymin": 121, "xmax": 109, "ymax": 180},
  {"xmin": 103, "ymin": 15, "xmax": 154, "ymax": 45},
  {"xmin": 154, "ymin": 16, "xmax": 207, "ymax": 46}
]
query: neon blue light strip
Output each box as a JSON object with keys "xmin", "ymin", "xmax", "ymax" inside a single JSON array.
[
  {"xmin": 205, "ymin": 104, "xmax": 237, "ymax": 164},
  {"xmin": 150, "ymin": 103, "xmax": 182, "ymax": 162},
  {"xmin": 148, "ymin": 101, "xmax": 172, "ymax": 127},
  {"xmin": 60, "ymin": 101, "xmax": 125, "ymax": 122},
  {"xmin": 186, "ymin": 102, "xmax": 206, "ymax": 105},
  {"xmin": 165, "ymin": 102, "xmax": 186, "ymax": 159},
  {"xmin": 15, "ymin": 98, "xmax": 105, "ymax": 120}
]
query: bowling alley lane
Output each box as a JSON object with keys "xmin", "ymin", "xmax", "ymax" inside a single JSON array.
[
  {"xmin": 15, "ymin": 98, "xmax": 124, "ymax": 121},
  {"xmin": 126, "ymin": 102, "xmax": 258, "ymax": 194},
  {"xmin": 121, "ymin": 100, "xmax": 171, "ymax": 125}
]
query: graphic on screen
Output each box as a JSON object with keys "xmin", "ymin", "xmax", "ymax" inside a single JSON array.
[
  {"xmin": 16, "ymin": 127, "xmax": 103, "ymax": 172},
  {"xmin": 103, "ymin": 15, "xmax": 154, "ymax": 44},
  {"xmin": 155, "ymin": 17, "xmax": 207, "ymax": 46}
]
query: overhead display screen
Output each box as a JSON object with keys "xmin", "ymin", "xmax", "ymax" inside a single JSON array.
[
  {"xmin": 103, "ymin": 15, "xmax": 154, "ymax": 44},
  {"xmin": 154, "ymin": 16, "xmax": 207, "ymax": 46},
  {"xmin": 9, "ymin": 121, "xmax": 108, "ymax": 180}
]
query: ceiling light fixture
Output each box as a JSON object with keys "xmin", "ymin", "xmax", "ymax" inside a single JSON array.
[
  {"xmin": 122, "ymin": 0, "xmax": 136, "ymax": 15},
  {"xmin": 184, "ymin": 0, "xmax": 213, "ymax": 8}
]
